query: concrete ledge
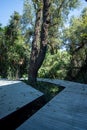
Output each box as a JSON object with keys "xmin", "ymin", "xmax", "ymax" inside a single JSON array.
[
  {"xmin": 0, "ymin": 80, "xmax": 43, "ymax": 119},
  {"xmin": 17, "ymin": 79, "xmax": 87, "ymax": 130}
]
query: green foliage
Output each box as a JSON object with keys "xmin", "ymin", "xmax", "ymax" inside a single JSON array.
[
  {"xmin": 0, "ymin": 12, "xmax": 30, "ymax": 79},
  {"xmin": 24, "ymin": 80, "xmax": 64, "ymax": 101},
  {"xmin": 36, "ymin": 81, "xmax": 64, "ymax": 101},
  {"xmin": 48, "ymin": 0, "xmax": 80, "ymax": 54},
  {"xmin": 63, "ymin": 7, "xmax": 87, "ymax": 83},
  {"xmin": 38, "ymin": 50, "xmax": 70, "ymax": 79},
  {"xmin": 0, "ymin": 25, "xmax": 8, "ymax": 77},
  {"xmin": 1, "ymin": 0, "xmax": 86, "ymax": 84},
  {"xmin": 21, "ymin": 0, "xmax": 35, "ymax": 44}
]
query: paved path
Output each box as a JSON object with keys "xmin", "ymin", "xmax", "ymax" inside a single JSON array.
[
  {"xmin": 0, "ymin": 80, "xmax": 43, "ymax": 119},
  {"xmin": 17, "ymin": 79, "xmax": 87, "ymax": 130}
]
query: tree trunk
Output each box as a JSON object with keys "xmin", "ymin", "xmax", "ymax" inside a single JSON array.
[{"xmin": 28, "ymin": 0, "xmax": 50, "ymax": 85}]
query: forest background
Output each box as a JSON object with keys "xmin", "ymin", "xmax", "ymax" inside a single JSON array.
[{"xmin": 0, "ymin": 0, "xmax": 87, "ymax": 84}]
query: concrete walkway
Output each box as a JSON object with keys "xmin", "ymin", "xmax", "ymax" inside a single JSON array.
[
  {"xmin": 17, "ymin": 79, "xmax": 87, "ymax": 130},
  {"xmin": 0, "ymin": 80, "xmax": 43, "ymax": 119}
]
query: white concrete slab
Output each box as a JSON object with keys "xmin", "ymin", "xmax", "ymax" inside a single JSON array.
[
  {"xmin": 0, "ymin": 79, "xmax": 20, "ymax": 86},
  {"xmin": 17, "ymin": 79, "xmax": 87, "ymax": 130},
  {"xmin": 0, "ymin": 80, "xmax": 43, "ymax": 119}
]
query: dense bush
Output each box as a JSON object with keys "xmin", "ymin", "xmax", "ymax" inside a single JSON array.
[{"xmin": 38, "ymin": 51, "xmax": 70, "ymax": 79}]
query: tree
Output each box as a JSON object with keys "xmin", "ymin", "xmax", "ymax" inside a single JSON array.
[
  {"xmin": 28, "ymin": 0, "xmax": 80, "ymax": 85},
  {"xmin": 28, "ymin": 0, "xmax": 50, "ymax": 85},
  {"xmin": 4, "ymin": 11, "xmax": 30, "ymax": 79},
  {"xmin": 48, "ymin": 0, "xmax": 80, "ymax": 54},
  {"xmin": 64, "ymin": 8, "xmax": 87, "ymax": 83},
  {"xmin": 0, "ymin": 24, "xmax": 8, "ymax": 77},
  {"xmin": 21, "ymin": 0, "xmax": 35, "ymax": 44}
]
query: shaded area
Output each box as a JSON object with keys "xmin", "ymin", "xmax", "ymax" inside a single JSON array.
[
  {"xmin": 0, "ymin": 81, "xmax": 64, "ymax": 130},
  {"xmin": 29, "ymin": 81, "xmax": 64, "ymax": 101},
  {"xmin": 0, "ymin": 95, "xmax": 46, "ymax": 130}
]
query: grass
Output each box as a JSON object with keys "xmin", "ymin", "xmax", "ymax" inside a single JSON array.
[{"xmin": 23, "ymin": 80, "xmax": 64, "ymax": 101}]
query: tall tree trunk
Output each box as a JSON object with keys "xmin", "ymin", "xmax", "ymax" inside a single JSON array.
[
  {"xmin": 28, "ymin": 2, "xmax": 42, "ymax": 85},
  {"xmin": 28, "ymin": 0, "xmax": 50, "ymax": 85}
]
